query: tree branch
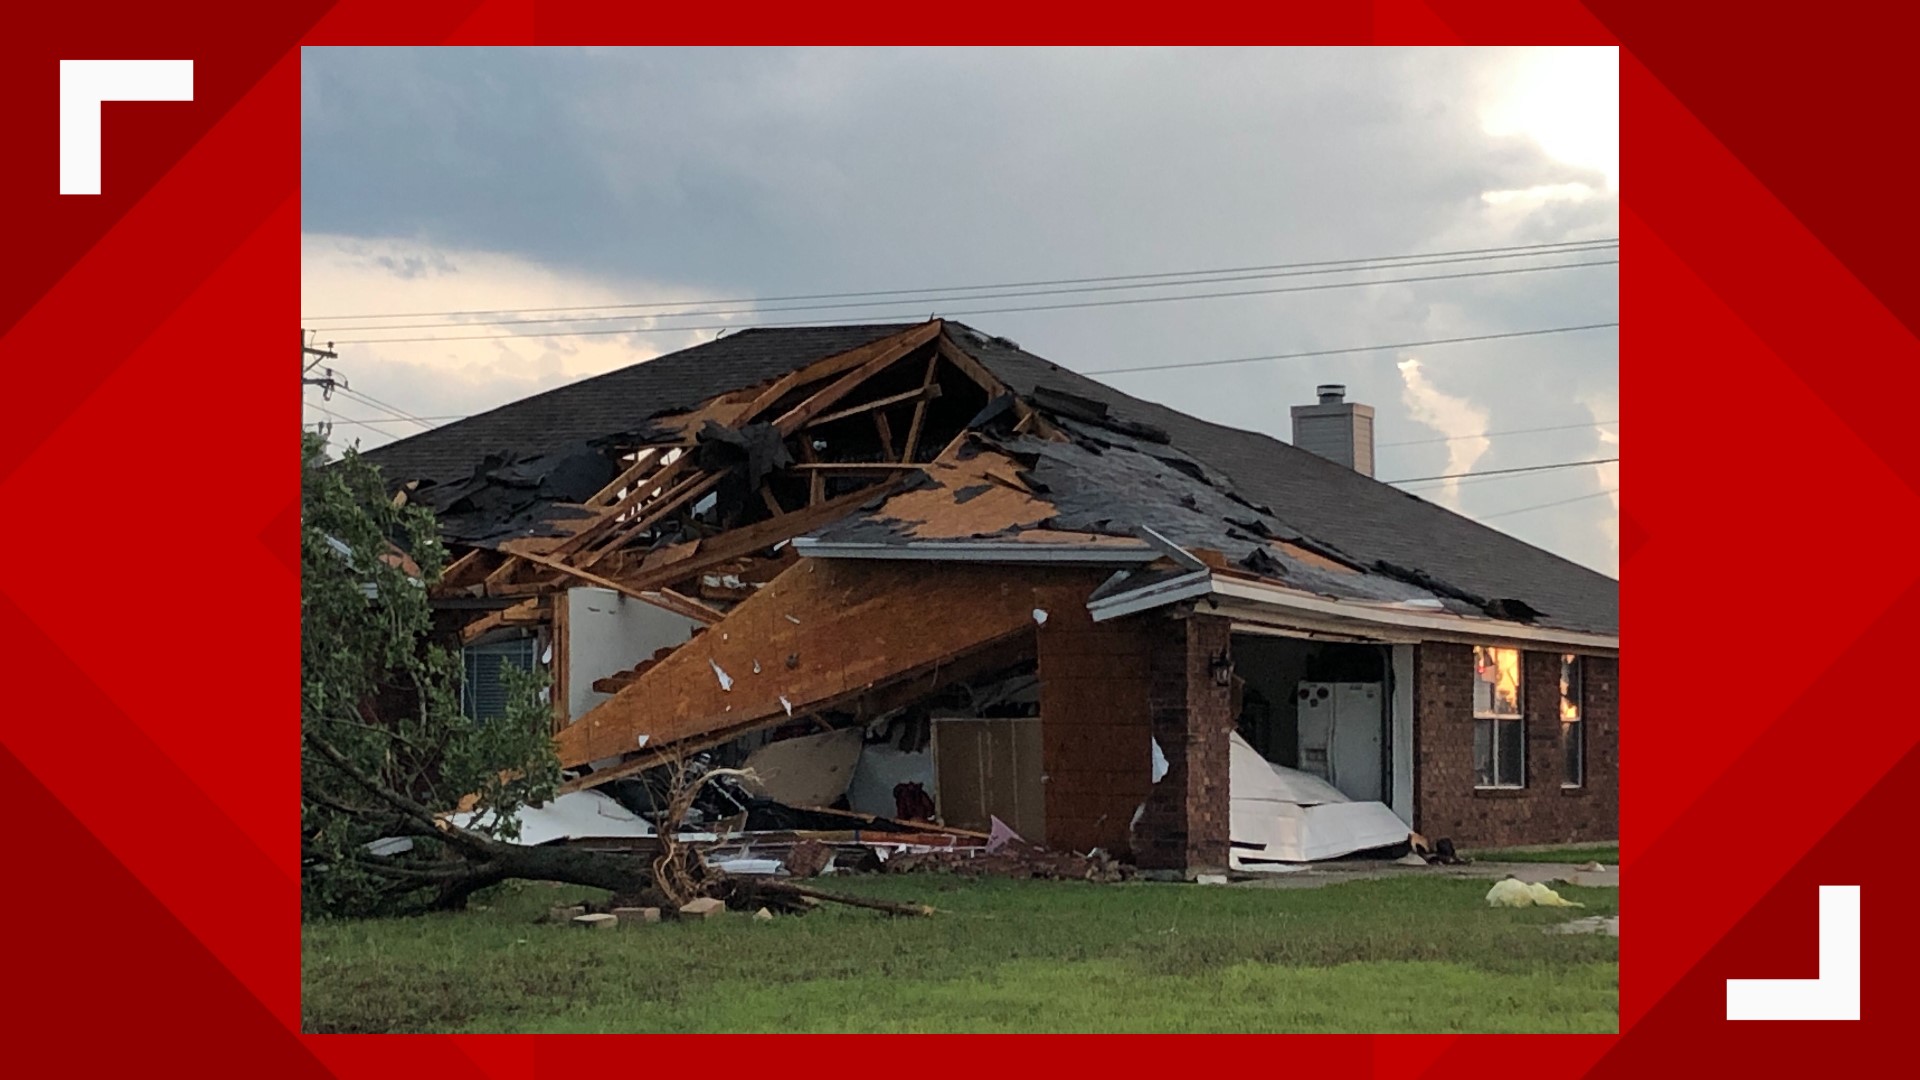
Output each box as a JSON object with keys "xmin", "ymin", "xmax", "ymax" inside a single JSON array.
[{"xmin": 302, "ymin": 730, "xmax": 494, "ymax": 856}]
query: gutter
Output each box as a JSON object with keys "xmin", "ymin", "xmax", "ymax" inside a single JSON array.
[{"xmin": 1207, "ymin": 576, "xmax": 1619, "ymax": 653}]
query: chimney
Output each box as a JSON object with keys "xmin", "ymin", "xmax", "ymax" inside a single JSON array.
[{"xmin": 1290, "ymin": 384, "xmax": 1375, "ymax": 477}]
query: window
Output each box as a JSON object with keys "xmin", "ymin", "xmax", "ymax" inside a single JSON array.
[
  {"xmin": 1560, "ymin": 653, "xmax": 1584, "ymax": 788},
  {"xmin": 462, "ymin": 635, "xmax": 538, "ymax": 722},
  {"xmin": 1473, "ymin": 646, "xmax": 1524, "ymax": 788}
]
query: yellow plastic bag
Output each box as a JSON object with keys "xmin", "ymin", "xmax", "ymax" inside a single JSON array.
[{"xmin": 1485, "ymin": 877, "xmax": 1584, "ymax": 908}]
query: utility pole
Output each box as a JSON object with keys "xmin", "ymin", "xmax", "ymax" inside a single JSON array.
[{"xmin": 302, "ymin": 329, "xmax": 345, "ymax": 439}]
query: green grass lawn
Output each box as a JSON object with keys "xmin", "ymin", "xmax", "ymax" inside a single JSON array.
[
  {"xmin": 301, "ymin": 873, "xmax": 1617, "ymax": 1033},
  {"xmin": 1469, "ymin": 843, "xmax": 1620, "ymax": 864}
]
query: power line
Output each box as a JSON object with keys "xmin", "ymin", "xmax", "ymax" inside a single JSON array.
[
  {"xmin": 1081, "ymin": 323, "xmax": 1618, "ymax": 377},
  {"xmin": 1379, "ymin": 419, "xmax": 1617, "ymax": 448},
  {"xmin": 331, "ymin": 259, "xmax": 1620, "ymax": 345},
  {"xmin": 305, "ymin": 401, "xmax": 461, "ymax": 432},
  {"xmin": 1386, "ymin": 456, "xmax": 1619, "ymax": 485},
  {"xmin": 305, "ymin": 237, "xmax": 1620, "ymax": 323},
  {"xmin": 330, "ymin": 383, "xmax": 438, "ymax": 430},
  {"xmin": 313, "ymin": 326, "xmax": 1617, "ymax": 442},
  {"xmin": 311, "ymin": 245, "xmax": 1620, "ymax": 333},
  {"xmin": 1476, "ymin": 488, "xmax": 1619, "ymax": 521}
]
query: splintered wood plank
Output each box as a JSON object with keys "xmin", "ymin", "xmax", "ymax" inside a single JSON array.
[
  {"xmin": 585, "ymin": 447, "xmax": 665, "ymax": 507},
  {"xmin": 579, "ymin": 471, "xmax": 726, "ymax": 567},
  {"xmin": 438, "ymin": 549, "xmax": 490, "ymax": 590},
  {"xmin": 552, "ymin": 560, "xmax": 1105, "ymax": 769},
  {"xmin": 460, "ymin": 598, "xmax": 545, "ymax": 645},
  {"xmin": 772, "ymin": 323, "xmax": 942, "ymax": 434},
  {"xmin": 482, "ymin": 555, "xmax": 528, "ymax": 595},
  {"xmin": 554, "ymin": 452, "xmax": 699, "ymax": 557}
]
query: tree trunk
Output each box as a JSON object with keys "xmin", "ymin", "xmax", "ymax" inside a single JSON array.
[{"xmin": 428, "ymin": 838, "xmax": 655, "ymax": 910}]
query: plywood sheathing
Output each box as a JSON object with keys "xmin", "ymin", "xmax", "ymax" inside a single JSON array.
[
  {"xmin": 862, "ymin": 438, "xmax": 1057, "ymax": 540},
  {"xmin": 552, "ymin": 559, "xmax": 1109, "ymax": 771}
]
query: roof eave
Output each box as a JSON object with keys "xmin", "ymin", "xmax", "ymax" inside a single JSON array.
[{"xmin": 1205, "ymin": 575, "xmax": 1619, "ymax": 653}]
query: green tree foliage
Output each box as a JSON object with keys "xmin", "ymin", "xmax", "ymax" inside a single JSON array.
[{"xmin": 301, "ymin": 432, "xmax": 560, "ymax": 917}]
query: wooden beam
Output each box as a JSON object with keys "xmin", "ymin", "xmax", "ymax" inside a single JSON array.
[
  {"xmin": 481, "ymin": 555, "xmax": 527, "ymax": 595},
  {"xmin": 439, "ymin": 549, "xmax": 488, "ymax": 588},
  {"xmin": 760, "ymin": 484, "xmax": 784, "ymax": 516},
  {"xmin": 550, "ymin": 591, "xmax": 571, "ymax": 734},
  {"xmin": 772, "ymin": 322, "xmax": 942, "ymax": 434},
  {"xmin": 650, "ymin": 588, "xmax": 727, "ymax": 624},
  {"xmin": 932, "ymin": 334, "xmax": 1008, "ymax": 397},
  {"xmin": 579, "ymin": 470, "xmax": 726, "ymax": 568},
  {"xmin": 900, "ymin": 353, "xmax": 941, "ymax": 463},
  {"xmin": 803, "ymin": 384, "xmax": 942, "ymax": 429},
  {"xmin": 874, "ymin": 411, "xmax": 896, "ymax": 461},
  {"xmin": 552, "ymin": 450, "xmax": 695, "ymax": 557},
  {"xmin": 738, "ymin": 322, "xmax": 941, "ymax": 425},
  {"xmin": 460, "ymin": 597, "xmax": 544, "ymax": 645},
  {"xmin": 934, "ymin": 333, "xmax": 1064, "ymax": 440},
  {"xmin": 512, "ymin": 548, "xmax": 715, "ymax": 619},
  {"xmin": 621, "ymin": 483, "xmax": 902, "ymax": 595},
  {"xmin": 585, "ymin": 447, "xmax": 663, "ymax": 507}
]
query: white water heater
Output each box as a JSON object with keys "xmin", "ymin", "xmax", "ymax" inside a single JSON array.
[{"xmin": 1295, "ymin": 681, "xmax": 1385, "ymax": 803}]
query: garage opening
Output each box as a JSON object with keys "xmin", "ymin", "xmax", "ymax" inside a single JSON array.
[{"xmin": 1231, "ymin": 633, "xmax": 1392, "ymax": 804}]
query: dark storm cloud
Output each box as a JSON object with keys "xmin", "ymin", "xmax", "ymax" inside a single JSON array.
[{"xmin": 302, "ymin": 46, "xmax": 1618, "ymax": 571}]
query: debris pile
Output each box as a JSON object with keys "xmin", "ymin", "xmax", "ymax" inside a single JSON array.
[{"xmin": 885, "ymin": 841, "xmax": 1132, "ymax": 883}]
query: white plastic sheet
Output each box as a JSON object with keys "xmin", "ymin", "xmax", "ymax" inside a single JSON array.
[
  {"xmin": 1228, "ymin": 732, "xmax": 1408, "ymax": 868},
  {"xmin": 450, "ymin": 789, "xmax": 655, "ymax": 845}
]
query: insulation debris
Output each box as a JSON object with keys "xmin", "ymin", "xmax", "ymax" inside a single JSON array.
[{"xmin": 1486, "ymin": 878, "xmax": 1585, "ymax": 909}]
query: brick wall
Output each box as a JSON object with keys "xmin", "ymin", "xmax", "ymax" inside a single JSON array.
[
  {"xmin": 1131, "ymin": 612, "xmax": 1235, "ymax": 875},
  {"xmin": 1035, "ymin": 586, "xmax": 1155, "ymax": 854},
  {"xmin": 1413, "ymin": 644, "xmax": 1618, "ymax": 848}
]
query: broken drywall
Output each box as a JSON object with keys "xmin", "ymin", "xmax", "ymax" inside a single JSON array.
[{"xmin": 738, "ymin": 727, "xmax": 865, "ymax": 808}]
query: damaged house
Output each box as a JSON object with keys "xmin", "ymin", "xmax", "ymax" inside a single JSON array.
[{"xmin": 363, "ymin": 320, "xmax": 1618, "ymax": 876}]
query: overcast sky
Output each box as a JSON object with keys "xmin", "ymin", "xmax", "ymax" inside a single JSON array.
[{"xmin": 301, "ymin": 46, "xmax": 1619, "ymax": 575}]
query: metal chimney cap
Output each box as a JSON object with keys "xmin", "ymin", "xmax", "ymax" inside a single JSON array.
[{"xmin": 1315, "ymin": 384, "xmax": 1347, "ymax": 404}]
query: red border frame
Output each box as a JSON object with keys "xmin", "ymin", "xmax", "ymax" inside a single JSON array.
[{"xmin": 6, "ymin": 1, "xmax": 1913, "ymax": 1066}]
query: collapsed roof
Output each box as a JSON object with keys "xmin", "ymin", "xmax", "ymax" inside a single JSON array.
[{"xmin": 367, "ymin": 320, "xmax": 1616, "ymax": 637}]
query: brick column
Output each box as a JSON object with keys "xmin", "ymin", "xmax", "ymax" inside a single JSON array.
[{"xmin": 1135, "ymin": 611, "xmax": 1234, "ymax": 876}]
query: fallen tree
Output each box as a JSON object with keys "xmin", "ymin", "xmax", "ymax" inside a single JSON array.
[{"xmin": 300, "ymin": 432, "xmax": 927, "ymax": 919}]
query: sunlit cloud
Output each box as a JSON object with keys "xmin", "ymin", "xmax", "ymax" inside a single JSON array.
[
  {"xmin": 1481, "ymin": 46, "xmax": 1619, "ymax": 191},
  {"xmin": 1397, "ymin": 357, "xmax": 1491, "ymax": 509},
  {"xmin": 301, "ymin": 234, "xmax": 731, "ymax": 450},
  {"xmin": 1580, "ymin": 391, "xmax": 1620, "ymax": 558}
]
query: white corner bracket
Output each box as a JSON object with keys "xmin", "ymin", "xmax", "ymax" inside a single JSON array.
[
  {"xmin": 60, "ymin": 59, "xmax": 194, "ymax": 195},
  {"xmin": 1725, "ymin": 885, "xmax": 1861, "ymax": 1021}
]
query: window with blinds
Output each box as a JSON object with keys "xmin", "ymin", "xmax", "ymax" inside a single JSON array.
[{"xmin": 462, "ymin": 636, "xmax": 537, "ymax": 722}]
